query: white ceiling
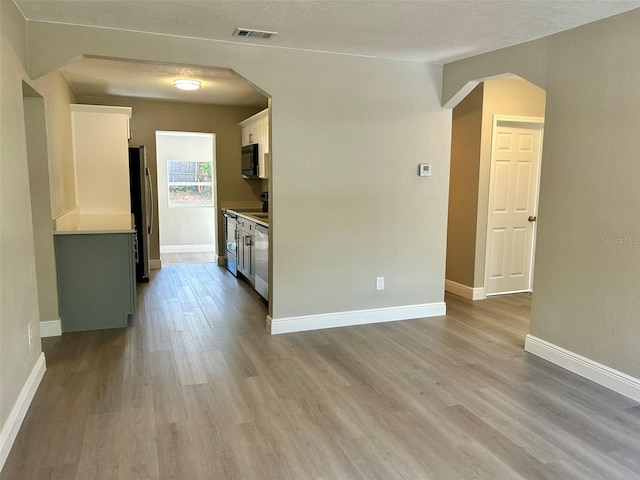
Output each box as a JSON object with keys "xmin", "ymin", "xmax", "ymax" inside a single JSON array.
[{"xmin": 14, "ymin": 0, "xmax": 640, "ymax": 106}]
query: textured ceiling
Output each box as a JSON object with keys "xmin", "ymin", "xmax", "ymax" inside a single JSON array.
[
  {"xmin": 60, "ymin": 58, "xmax": 269, "ymax": 107},
  {"xmin": 15, "ymin": 0, "xmax": 640, "ymax": 107},
  {"xmin": 15, "ymin": 0, "xmax": 640, "ymax": 63}
]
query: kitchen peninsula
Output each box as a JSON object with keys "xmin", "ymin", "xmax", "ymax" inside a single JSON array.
[{"xmin": 54, "ymin": 212, "xmax": 136, "ymax": 332}]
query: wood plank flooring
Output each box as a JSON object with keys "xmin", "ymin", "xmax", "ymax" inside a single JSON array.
[
  {"xmin": 160, "ymin": 252, "xmax": 217, "ymax": 265},
  {"xmin": 3, "ymin": 263, "xmax": 640, "ymax": 479}
]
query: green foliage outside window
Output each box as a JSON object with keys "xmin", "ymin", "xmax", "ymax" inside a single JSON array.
[{"xmin": 168, "ymin": 160, "xmax": 213, "ymax": 207}]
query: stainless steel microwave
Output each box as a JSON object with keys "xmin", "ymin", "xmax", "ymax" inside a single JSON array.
[{"xmin": 242, "ymin": 144, "xmax": 259, "ymax": 178}]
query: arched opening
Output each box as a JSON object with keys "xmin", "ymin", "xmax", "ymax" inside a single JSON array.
[
  {"xmin": 445, "ymin": 74, "xmax": 547, "ymax": 301},
  {"xmin": 58, "ymin": 56, "xmax": 269, "ymax": 266},
  {"xmin": 47, "ymin": 56, "xmax": 274, "ymax": 329}
]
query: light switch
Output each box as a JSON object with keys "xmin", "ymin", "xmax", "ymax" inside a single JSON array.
[{"xmin": 418, "ymin": 164, "xmax": 431, "ymax": 177}]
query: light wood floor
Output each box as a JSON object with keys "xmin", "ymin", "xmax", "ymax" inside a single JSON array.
[
  {"xmin": 3, "ymin": 263, "xmax": 640, "ymax": 479},
  {"xmin": 160, "ymin": 251, "xmax": 217, "ymax": 264}
]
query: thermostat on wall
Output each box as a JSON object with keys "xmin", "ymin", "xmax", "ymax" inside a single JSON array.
[{"xmin": 418, "ymin": 164, "xmax": 432, "ymax": 177}]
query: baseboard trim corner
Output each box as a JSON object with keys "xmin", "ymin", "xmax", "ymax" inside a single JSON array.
[
  {"xmin": 268, "ymin": 302, "xmax": 446, "ymax": 335},
  {"xmin": 525, "ymin": 334, "xmax": 640, "ymax": 403},
  {"xmin": 0, "ymin": 352, "xmax": 46, "ymax": 470},
  {"xmin": 445, "ymin": 279, "xmax": 486, "ymax": 300},
  {"xmin": 149, "ymin": 259, "xmax": 162, "ymax": 270},
  {"xmin": 40, "ymin": 319, "xmax": 62, "ymax": 337}
]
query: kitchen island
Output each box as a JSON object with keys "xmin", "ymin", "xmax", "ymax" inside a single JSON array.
[{"xmin": 54, "ymin": 212, "xmax": 136, "ymax": 332}]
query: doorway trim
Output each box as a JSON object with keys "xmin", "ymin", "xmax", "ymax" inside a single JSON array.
[
  {"xmin": 484, "ymin": 115, "xmax": 544, "ymax": 296},
  {"xmin": 155, "ymin": 130, "xmax": 218, "ymax": 262}
]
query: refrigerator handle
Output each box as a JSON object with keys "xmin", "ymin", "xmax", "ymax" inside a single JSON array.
[{"xmin": 145, "ymin": 166, "xmax": 154, "ymax": 235}]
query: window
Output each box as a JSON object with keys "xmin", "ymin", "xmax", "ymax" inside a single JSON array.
[{"xmin": 167, "ymin": 160, "xmax": 213, "ymax": 207}]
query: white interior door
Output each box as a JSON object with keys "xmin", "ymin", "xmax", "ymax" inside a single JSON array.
[{"xmin": 485, "ymin": 116, "xmax": 543, "ymax": 295}]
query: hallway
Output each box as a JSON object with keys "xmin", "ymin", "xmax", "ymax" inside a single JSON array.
[
  {"xmin": 160, "ymin": 251, "xmax": 217, "ymax": 265},
  {"xmin": 3, "ymin": 263, "xmax": 639, "ymax": 479}
]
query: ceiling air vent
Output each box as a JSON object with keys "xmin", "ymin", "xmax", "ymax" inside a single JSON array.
[{"xmin": 233, "ymin": 28, "xmax": 278, "ymax": 40}]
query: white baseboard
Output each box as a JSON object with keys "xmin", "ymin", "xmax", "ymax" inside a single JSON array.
[
  {"xmin": 149, "ymin": 259, "xmax": 162, "ymax": 270},
  {"xmin": 486, "ymin": 288, "xmax": 531, "ymax": 297},
  {"xmin": 40, "ymin": 319, "xmax": 61, "ymax": 337},
  {"xmin": 525, "ymin": 335, "xmax": 640, "ymax": 403},
  {"xmin": 445, "ymin": 279, "xmax": 486, "ymax": 300},
  {"xmin": 267, "ymin": 302, "xmax": 447, "ymax": 335},
  {"xmin": 160, "ymin": 244, "xmax": 214, "ymax": 253},
  {"xmin": 0, "ymin": 352, "xmax": 46, "ymax": 470}
]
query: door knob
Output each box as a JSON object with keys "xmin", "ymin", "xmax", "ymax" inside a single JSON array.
[{"xmin": 528, "ymin": 216, "xmax": 537, "ymax": 222}]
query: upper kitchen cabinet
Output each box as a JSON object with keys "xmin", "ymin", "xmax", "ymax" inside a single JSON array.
[
  {"xmin": 240, "ymin": 109, "xmax": 270, "ymax": 179},
  {"xmin": 71, "ymin": 104, "xmax": 132, "ymax": 214}
]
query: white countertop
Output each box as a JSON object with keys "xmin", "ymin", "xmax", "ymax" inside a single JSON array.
[
  {"xmin": 54, "ymin": 213, "xmax": 135, "ymax": 234},
  {"xmin": 226, "ymin": 209, "xmax": 269, "ymax": 227}
]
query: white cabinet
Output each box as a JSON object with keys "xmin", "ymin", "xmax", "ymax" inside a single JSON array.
[
  {"xmin": 71, "ymin": 104, "xmax": 132, "ymax": 214},
  {"xmin": 243, "ymin": 122, "xmax": 261, "ymax": 147},
  {"xmin": 240, "ymin": 109, "xmax": 269, "ymax": 179},
  {"xmin": 241, "ymin": 125, "xmax": 254, "ymax": 147}
]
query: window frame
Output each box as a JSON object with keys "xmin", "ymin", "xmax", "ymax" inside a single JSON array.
[{"xmin": 167, "ymin": 159, "xmax": 214, "ymax": 208}]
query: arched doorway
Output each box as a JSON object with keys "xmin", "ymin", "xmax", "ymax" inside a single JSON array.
[{"xmin": 444, "ymin": 75, "xmax": 546, "ymax": 300}]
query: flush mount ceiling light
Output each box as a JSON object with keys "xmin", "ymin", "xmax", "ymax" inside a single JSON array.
[{"xmin": 173, "ymin": 79, "xmax": 201, "ymax": 90}]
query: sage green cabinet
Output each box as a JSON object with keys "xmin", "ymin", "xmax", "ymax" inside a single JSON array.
[{"xmin": 54, "ymin": 232, "xmax": 135, "ymax": 332}]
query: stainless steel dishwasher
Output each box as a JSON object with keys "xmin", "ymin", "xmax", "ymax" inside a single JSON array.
[{"xmin": 254, "ymin": 223, "xmax": 269, "ymax": 300}]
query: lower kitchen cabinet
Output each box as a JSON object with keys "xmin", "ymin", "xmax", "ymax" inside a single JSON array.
[
  {"xmin": 237, "ymin": 217, "xmax": 255, "ymax": 285},
  {"xmin": 54, "ymin": 232, "xmax": 135, "ymax": 332},
  {"xmin": 226, "ymin": 210, "xmax": 269, "ymax": 300}
]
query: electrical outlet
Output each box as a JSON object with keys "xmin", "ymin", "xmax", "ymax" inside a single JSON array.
[
  {"xmin": 376, "ymin": 276, "xmax": 384, "ymax": 290},
  {"xmin": 28, "ymin": 323, "xmax": 33, "ymax": 346}
]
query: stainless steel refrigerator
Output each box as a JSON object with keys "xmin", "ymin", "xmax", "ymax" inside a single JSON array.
[{"xmin": 129, "ymin": 146, "xmax": 153, "ymax": 282}]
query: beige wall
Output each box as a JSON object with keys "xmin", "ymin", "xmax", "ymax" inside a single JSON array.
[
  {"xmin": 444, "ymin": 9, "xmax": 640, "ymax": 377},
  {"xmin": 446, "ymin": 83, "xmax": 483, "ymax": 286},
  {"xmin": 443, "ymin": 41, "xmax": 549, "ymax": 109},
  {"xmin": 34, "ymin": 71, "xmax": 78, "ymax": 217},
  {"xmin": 23, "ymin": 93, "xmax": 59, "ymax": 327},
  {"xmin": 0, "ymin": 0, "xmax": 43, "ymax": 432},
  {"xmin": 78, "ymin": 96, "xmax": 263, "ymax": 259},
  {"xmin": 29, "ymin": 22, "xmax": 452, "ymax": 321},
  {"xmin": 25, "ymin": 72, "xmax": 78, "ymax": 326}
]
